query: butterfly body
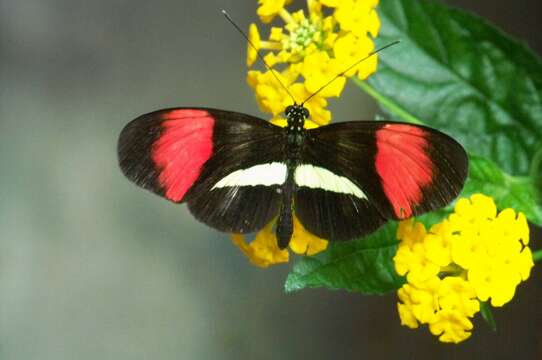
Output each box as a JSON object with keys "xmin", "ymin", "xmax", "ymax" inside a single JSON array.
[
  {"xmin": 276, "ymin": 104, "xmax": 309, "ymax": 248},
  {"xmin": 118, "ymin": 106, "xmax": 468, "ymax": 249}
]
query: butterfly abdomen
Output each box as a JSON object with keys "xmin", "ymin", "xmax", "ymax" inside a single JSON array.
[{"xmin": 276, "ymin": 179, "xmax": 295, "ymax": 249}]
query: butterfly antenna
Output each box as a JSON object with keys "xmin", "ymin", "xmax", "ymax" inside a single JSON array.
[
  {"xmin": 221, "ymin": 9, "xmax": 297, "ymax": 104},
  {"xmin": 302, "ymin": 40, "xmax": 401, "ymax": 105}
]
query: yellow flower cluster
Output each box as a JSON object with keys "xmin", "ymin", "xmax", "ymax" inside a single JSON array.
[
  {"xmin": 231, "ymin": 216, "xmax": 328, "ymax": 268},
  {"xmin": 248, "ymin": 0, "xmax": 380, "ymax": 125},
  {"xmin": 394, "ymin": 194, "xmax": 534, "ymax": 343},
  {"xmin": 234, "ymin": 0, "xmax": 380, "ymax": 266}
]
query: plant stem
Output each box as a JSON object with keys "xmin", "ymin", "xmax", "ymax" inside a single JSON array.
[
  {"xmin": 479, "ymin": 301, "xmax": 497, "ymax": 332},
  {"xmin": 533, "ymin": 250, "xmax": 542, "ymax": 263},
  {"xmin": 352, "ymin": 78, "xmax": 424, "ymax": 125}
]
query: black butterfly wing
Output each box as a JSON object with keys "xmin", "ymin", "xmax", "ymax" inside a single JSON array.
[
  {"xmin": 118, "ymin": 107, "xmax": 285, "ymax": 233},
  {"xmin": 295, "ymin": 121, "xmax": 468, "ymax": 241},
  {"xmin": 294, "ymin": 183, "xmax": 387, "ymax": 241}
]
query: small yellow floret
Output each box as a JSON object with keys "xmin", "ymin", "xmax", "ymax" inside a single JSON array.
[
  {"xmin": 257, "ymin": 0, "xmax": 293, "ymax": 23},
  {"xmin": 247, "ymin": 24, "xmax": 261, "ymax": 67},
  {"xmin": 231, "ymin": 216, "xmax": 328, "ymax": 267},
  {"xmin": 231, "ymin": 222, "xmax": 289, "ymax": 268}
]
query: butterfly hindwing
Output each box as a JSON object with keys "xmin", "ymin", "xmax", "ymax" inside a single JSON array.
[
  {"xmin": 186, "ymin": 130, "xmax": 287, "ymax": 233},
  {"xmin": 187, "ymin": 184, "xmax": 281, "ymax": 234},
  {"xmin": 295, "ymin": 121, "xmax": 468, "ymax": 240},
  {"xmin": 118, "ymin": 107, "xmax": 285, "ymax": 233},
  {"xmin": 294, "ymin": 186, "xmax": 387, "ymax": 241}
]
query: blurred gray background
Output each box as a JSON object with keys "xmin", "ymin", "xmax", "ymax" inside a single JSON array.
[{"xmin": 1, "ymin": 0, "xmax": 541, "ymax": 359}]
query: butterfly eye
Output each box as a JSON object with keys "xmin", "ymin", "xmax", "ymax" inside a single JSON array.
[
  {"xmin": 302, "ymin": 107, "xmax": 310, "ymax": 119},
  {"xmin": 285, "ymin": 105, "xmax": 294, "ymax": 116}
]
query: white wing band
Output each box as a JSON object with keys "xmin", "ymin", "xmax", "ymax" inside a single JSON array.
[
  {"xmin": 294, "ymin": 164, "xmax": 367, "ymax": 199},
  {"xmin": 212, "ymin": 162, "xmax": 287, "ymax": 189}
]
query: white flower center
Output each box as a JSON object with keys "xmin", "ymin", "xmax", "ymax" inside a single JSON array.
[{"xmin": 283, "ymin": 19, "xmax": 321, "ymax": 52}]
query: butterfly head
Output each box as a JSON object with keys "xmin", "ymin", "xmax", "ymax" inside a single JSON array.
[{"xmin": 285, "ymin": 104, "xmax": 309, "ymax": 128}]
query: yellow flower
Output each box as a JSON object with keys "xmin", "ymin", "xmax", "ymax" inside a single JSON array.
[
  {"xmin": 397, "ymin": 275, "xmax": 479, "ymax": 343},
  {"xmin": 257, "ymin": 0, "xmax": 294, "ymax": 23},
  {"xmin": 394, "ymin": 220, "xmax": 440, "ymax": 285},
  {"xmin": 232, "ymin": 216, "xmax": 328, "ymax": 267},
  {"xmin": 333, "ymin": 33, "xmax": 376, "ymax": 78},
  {"xmin": 516, "ymin": 246, "xmax": 534, "ymax": 281},
  {"xmin": 247, "ymin": 24, "xmax": 261, "ymax": 66},
  {"xmin": 334, "ymin": 0, "xmax": 381, "ymax": 38},
  {"xmin": 423, "ymin": 221, "xmax": 454, "ymax": 267},
  {"xmin": 468, "ymin": 261, "xmax": 519, "ymax": 307},
  {"xmin": 432, "ymin": 276, "xmax": 479, "ymax": 344},
  {"xmin": 248, "ymin": 68, "xmax": 331, "ymax": 124},
  {"xmin": 231, "ymin": 222, "xmax": 289, "ymax": 268},
  {"xmin": 248, "ymin": 24, "xmax": 284, "ymax": 67},
  {"xmin": 397, "ymin": 301, "xmax": 419, "ymax": 329},
  {"xmin": 241, "ymin": 0, "xmax": 383, "ymax": 266},
  {"xmin": 247, "ymin": 69, "xmax": 299, "ymax": 116},
  {"xmin": 449, "ymin": 227, "xmax": 488, "ymax": 270},
  {"xmin": 356, "ymin": 53, "xmax": 378, "ymax": 80},
  {"xmin": 302, "ymin": 51, "xmax": 346, "ymax": 97},
  {"xmin": 451, "ymin": 195, "xmax": 533, "ymax": 307},
  {"xmin": 289, "ymin": 217, "xmax": 328, "ymax": 255},
  {"xmin": 429, "ymin": 309, "xmax": 474, "ymax": 344},
  {"xmin": 288, "ymin": 83, "xmax": 331, "ymax": 124},
  {"xmin": 448, "ymin": 194, "xmax": 497, "ymax": 233},
  {"xmin": 438, "ymin": 277, "xmax": 479, "ymax": 318},
  {"xmin": 319, "ymin": 0, "xmax": 341, "ymax": 7},
  {"xmin": 247, "ymin": 0, "xmax": 380, "ymax": 129},
  {"xmin": 396, "ymin": 218, "xmax": 427, "ymax": 246},
  {"xmin": 394, "ymin": 193, "xmax": 533, "ymax": 343},
  {"xmin": 397, "ymin": 276, "xmax": 440, "ymax": 325}
]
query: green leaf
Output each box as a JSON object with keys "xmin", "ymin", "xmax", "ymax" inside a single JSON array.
[
  {"xmin": 463, "ymin": 155, "xmax": 542, "ymax": 225},
  {"xmin": 416, "ymin": 207, "xmax": 452, "ymax": 227},
  {"xmin": 364, "ymin": 0, "xmax": 542, "ymax": 176},
  {"xmin": 399, "ymin": 155, "xmax": 542, "ymax": 226},
  {"xmin": 480, "ymin": 301, "xmax": 497, "ymax": 332},
  {"xmin": 370, "ymin": 100, "xmax": 542, "ymax": 226},
  {"xmin": 285, "ymin": 222, "xmax": 404, "ymax": 295}
]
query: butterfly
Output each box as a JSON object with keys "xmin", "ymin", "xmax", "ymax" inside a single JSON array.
[{"xmin": 117, "ymin": 104, "xmax": 468, "ymax": 249}]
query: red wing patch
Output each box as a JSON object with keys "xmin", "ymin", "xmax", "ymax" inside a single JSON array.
[
  {"xmin": 375, "ymin": 124, "xmax": 433, "ymax": 218},
  {"xmin": 152, "ymin": 109, "xmax": 214, "ymax": 202}
]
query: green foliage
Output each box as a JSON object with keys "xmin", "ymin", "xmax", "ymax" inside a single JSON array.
[
  {"xmin": 285, "ymin": 222, "xmax": 404, "ymax": 294},
  {"xmin": 285, "ymin": 0, "xmax": 542, "ymax": 295},
  {"xmin": 465, "ymin": 155, "xmax": 542, "ymax": 225},
  {"xmin": 367, "ymin": 0, "xmax": 542, "ymax": 176},
  {"xmin": 480, "ymin": 301, "xmax": 497, "ymax": 332},
  {"xmin": 356, "ymin": 0, "xmax": 542, "ymax": 224}
]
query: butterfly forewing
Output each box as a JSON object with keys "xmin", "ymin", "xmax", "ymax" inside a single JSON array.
[
  {"xmin": 372, "ymin": 122, "xmax": 468, "ymax": 217},
  {"xmin": 294, "ymin": 186, "xmax": 387, "ymax": 240},
  {"xmin": 295, "ymin": 121, "xmax": 468, "ymax": 239},
  {"xmin": 118, "ymin": 107, "xmax": 286, "ymax": 233}
]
